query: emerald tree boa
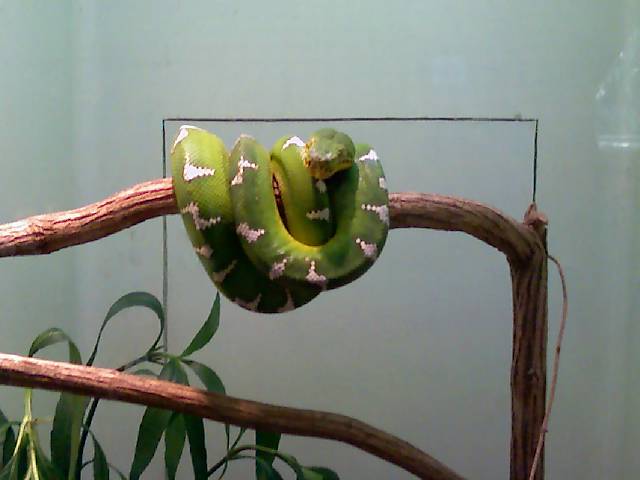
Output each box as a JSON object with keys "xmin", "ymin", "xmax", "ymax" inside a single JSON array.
[{"xmin": 171, "ymin": 127, "xmax": 389, "ymax": 313}]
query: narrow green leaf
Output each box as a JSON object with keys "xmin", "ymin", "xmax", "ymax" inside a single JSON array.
[
  {"xmin": 302, "ymin": 466, "xmax": 340, "ymax": 480},
  {"xmin": 162, "ymin": 359, "xmax": 189, "ymax": 386},
  {"xmin": 183, "ymin": 415, "xmax": 207, "ymax": 480},
  {"xmin": 129, "ymin": 360, "xmax": 183, "ymax": 480},
  {"xmin": 164, "ymin": 413, "xmax": 186, "ymax": 480},
  {"xmin": 131, "ymin": 368, "xmax": 157, "ymax": 377},
  {"xmin": 254, "ymin": 457, "xmax": 284, "ymax": 480},
  {"xmin": 181, "ymin": 293, "xmax": 220, "ymax": 357},
  {"xmin": 75, "ymin": 398, "xmax": 100, "ymax": 477},
  {"xmin": 107, "ymin": 463, "xmax": 127, "ymax": 480},
  {"xmin": 0, "ymin": 409, "xmax": 16, "ymax": 469},
  {"xmin": 183, "ymin": 360, "xmax": 225, "ymax": 395},
  {"xmin": 256, "ymin": 431, "xmax": 281, "ymax": 480},
  {"xmin": 28, "ymin": 328, "xmax": 82, "ymax": 364},
  {"xmin": 271, "ymin": 451, "xmax": 305, "ymax": 479},
  {"xmin": 183, "ymin": 359, "xmax": 229, "ymax": 462},
  {"xmin": 33, "ymin": 438, "xmax": 65, "ymax": 480},
  {"xmin": 217, "ymin": 427, "xmax": 246, "ymax": 478},
  {"xmin": 87, "ymin": 291, "xmax": 165, "ymax": 366},
  {"xmin": 129, "ymin": 407, "xmax": 172, "ymax": 480},
  {"xmin": 0, "ymin": 424, "xmax": 13, "ymax": 447},
  {"xmin": 0, "ymin": 455, "xmax": 16, "ymax": 480},
  {"xmin": 9, "ymin": 437, "xmax": 28, "ymax": 480},
  {"xmin": 50, "ymin": 394, "xmax": 89, "ymax": 478},
  {"xmin": 299, "ymin": 467, "xmax": 323, "ymax": 480},
  {"xmin": 92, "ymin": 435, "xmax": 109, "ymax": 480}
]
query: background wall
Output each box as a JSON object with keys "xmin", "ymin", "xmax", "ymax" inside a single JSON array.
[
  {"xmin": 0, "ymin": 0, "xmax": 77, "ymax": 435},
  {"xmin": 0, "ymin": 1, "xmax": 638, "ymax": 479}
]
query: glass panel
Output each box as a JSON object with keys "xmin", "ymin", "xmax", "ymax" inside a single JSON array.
[{"xmin": 163, "ymin": 118, "xmax": 535, "ymax": 477}]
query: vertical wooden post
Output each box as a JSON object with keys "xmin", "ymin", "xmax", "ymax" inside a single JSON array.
[{"xmin": 509, "ymin": 206, "xmax": 548, "ymax": 480}]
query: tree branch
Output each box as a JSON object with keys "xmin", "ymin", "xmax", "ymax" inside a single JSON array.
[
  {"xmin": 0, "ymin": 179, "xmax": 549, "ymax": 479},
  {"xmin": 0, "ymin": 353, "xmax": 463, "ymax": 480},
  {"xmin": 0, "ymin": 178, "xmax": 540, "ymax": 264}
]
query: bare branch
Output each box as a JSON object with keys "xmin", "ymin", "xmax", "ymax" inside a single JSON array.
[
  {"xmin": 527, "ymin": 254, "xmax": 568, "ymax": 480},
  {"xmin": 0, "ymin": 353, "xmax": 463, "ymax": 480},
  {"xmin": 0, "ymin": 179, "xmax": 540, "ymax": 264}
]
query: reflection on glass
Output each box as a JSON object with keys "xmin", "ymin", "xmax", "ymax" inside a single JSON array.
[{"xmin": 595, "ymin": 30, "xmax": 640, "ymax": 151}]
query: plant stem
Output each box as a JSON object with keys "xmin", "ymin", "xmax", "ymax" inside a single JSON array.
[
  {"xmin": 207, "ymin": 444, "xmax": 289, "ymax": 477},
  {"xmin": 75, "ymin": 351, "xmax": 160, "ymax": 479}
]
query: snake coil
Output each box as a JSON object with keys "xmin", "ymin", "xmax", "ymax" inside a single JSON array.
[{"xmin": 171, "ymin": 126, "xmax": 389, "ymax": 313}]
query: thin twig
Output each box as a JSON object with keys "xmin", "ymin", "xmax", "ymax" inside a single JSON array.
[{"xmin": 527, "ymin": 254, "xmax": 568, "ymax": 480}]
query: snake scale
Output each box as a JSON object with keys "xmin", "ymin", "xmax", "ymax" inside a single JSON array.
[{"xmin": 171, "ymin": 126, "xmax": 389, "ymax": 313}]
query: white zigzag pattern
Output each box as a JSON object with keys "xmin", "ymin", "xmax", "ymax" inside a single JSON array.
[
  {"xmin": 236, "ymin": 222, "xmax": 265, "ymax": 243},
  {"xmin": 282, "ymin": 136, "xmax": 305, "ymax": 149},
  {"xmin": 231, "ymin": 156, "xmax": 258, "ymax": 186},
  {"xmin": 358, "ymin": 149, "xmax": 379, "ymax": 162},
  {"xmin": 269, "ymin": 258, "xmax": 288, "ymax": 279},
  {"xmin": 361, "ymin": 203, "xmax": 389, "ymax": 226},
  {"xmin": 181, "ymin": 202, "xmax": 221, "ymax": 230},
  {"xmin": 305, "ymin": 260, "xmax": 327, "ymax": 287},
  {"xmin": 355, "ymin": 238, "xmax": 378, "ymax": 259},
  {"xmin": 183, "ymin": 154, "xmax": 215, "ymax": 182}
]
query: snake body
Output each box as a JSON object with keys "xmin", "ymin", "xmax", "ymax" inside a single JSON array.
[{"xmin": 171, "ymin": 126, "xmax": 389, "ymax": 313}]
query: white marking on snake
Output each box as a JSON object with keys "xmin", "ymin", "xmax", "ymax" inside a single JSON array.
[
  {"xmin": 181, "ymin": 202, "xmax": 222, "ymax": 230},
  {"xmin": 235, "ymin": 133, "xmax": 254, "ymax": 144},
  {"xmin": 358, "ymin": 149, "xmax": 379, "ymax": 162},
  {"xmin": 306, "ymin": 208, "xmax": 330, "ymax": 221},
  {"xmin": 269, "ymin": 258, "xmax": 288, "ymax": 279},
  {"xmin": 378, "ymin": 177, "xmax": 387, "ymax": 190},
  {"xmin": 211, "ymin": 260, "xmax": 237, "ymax": 283},
  {"xmin": 305, "ymin": 260, "xmax": 327, "ymax": 287},
  {"xmin": 278, "ymin": 290, "xmax": 295, "ymax": 313},
  {"xmin": 315, "ymin": 179, "xmax": 327, "ymax": 193},
  {"xmin": 172, "ymin": 129, "xmax": 190, "ymax": 153},
  {"xmin": 355, "ymin": 238, "xmax": 378, "ymax": 259},
  {"xmin": 361, "ymin": 203, "xmax": 389, "ymax": 225},
  {"xmin": 172, "ymin": 125, "xmax": 205, "ymax": 154},
  {"xmin": 235, "ymin": 294, "xmax": 261, "ymax": 312},
  {"xmin": 194, "ymin": 245, "xmax": 213, "ymax": 258},
  {"xmin": 231, "ymin": 155, "xmax": 258, "ymax": 186},
  {"xmin": 183, "ymin": 154, "xmax": 215, "ymax": 181},
  {"xmin": 236, "ymin": 222, "xmax": 265, "ymax": 243},
  {"xmin": 282, "ymin": 136, "xmax": 305, "ymax": 149}
]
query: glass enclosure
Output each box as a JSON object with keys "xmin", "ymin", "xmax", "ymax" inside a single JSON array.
[{"xmin": 0, "ymin": 1, "xmax": 637, "ymax": 478}]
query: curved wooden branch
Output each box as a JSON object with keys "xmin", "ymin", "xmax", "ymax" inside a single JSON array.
[
  {"xmin": 0, "ymin": 179, "xmax": 176, "ymax": 258},
  {"xmin": 0, "ymin": 353, "xmax": 463, "ymax": 480},
  {"xmin": 0, "ymin": 178, "xmax": 541, "ymax": 264},
  {"xmin": 0, "ymin": 179, "xmax": 549, "ymax": 480}
]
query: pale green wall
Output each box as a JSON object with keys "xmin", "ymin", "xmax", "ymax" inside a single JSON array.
[
  {"xmin": 0, "ymin": 0, "xmax": 77, "ymax": 431},
  {"xmin": 0, "ymin": 1, "xmax": 638, "ymax": 479}
]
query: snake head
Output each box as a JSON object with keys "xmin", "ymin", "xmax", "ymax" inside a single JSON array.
[{"xmin": 303, "ymin": 128, "xmax": 355, "ymax": 180}]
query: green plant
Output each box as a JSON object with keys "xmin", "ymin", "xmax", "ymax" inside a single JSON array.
[{"xmin": 0, "ymin": 292, "xmax": 339, "ymax": 479}]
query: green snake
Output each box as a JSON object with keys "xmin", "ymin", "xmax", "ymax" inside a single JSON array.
[{"xmin": 171, "ymin": 126, "xmax": 389, "ymax": 313}]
